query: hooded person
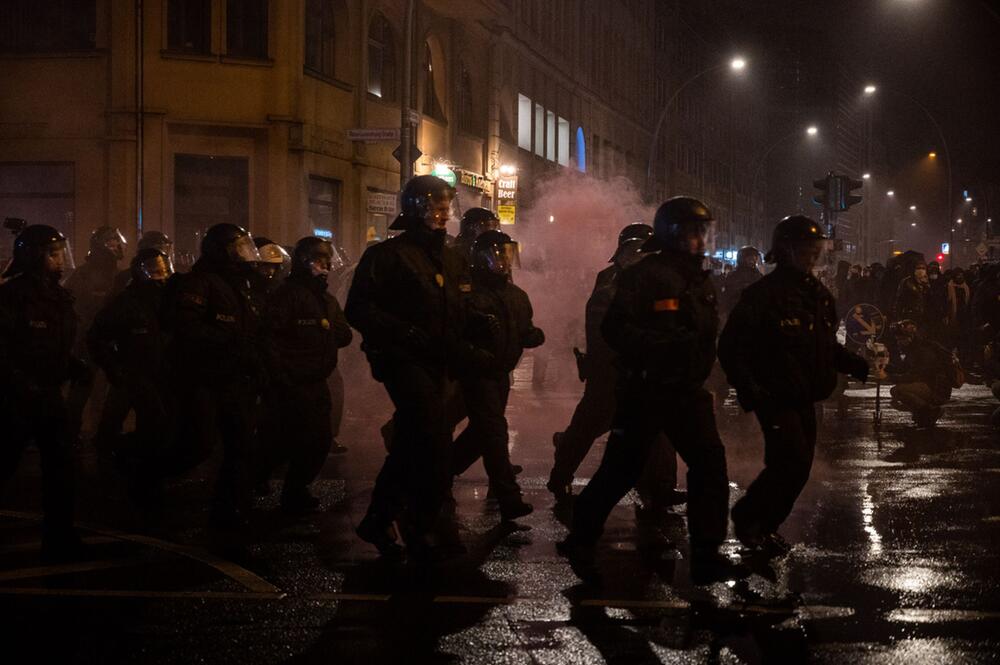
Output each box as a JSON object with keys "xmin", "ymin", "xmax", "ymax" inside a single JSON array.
[
  {"xmin": 0, "ymin": 225, "xmax": 88, "ymax": 560},
  {"xmin": 346, "ymin": 175, "xmax": 481, "ymax": 559},
  {"xmin": 256, "ymin": 236, "xmax": 353, "ymax": 514}
]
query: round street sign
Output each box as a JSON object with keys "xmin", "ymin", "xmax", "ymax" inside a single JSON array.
[{"xmin": 844, "ymin": 303, "xmax": 886, "ymax": 345}]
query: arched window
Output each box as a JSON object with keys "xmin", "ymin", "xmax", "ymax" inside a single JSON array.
[
  {"xmin": 422, "ymin": 42, "xmax": 445, "ymax": 122},
  {"xmin": 457, "ymin": 66, "xmax": 478, "ymax": 135},
  {"xmin": 367, "ymin": 13, "xmax": 396, "ymax": 100},
  {"xmin": 304, "ymin": 0, "xmax": 336, "ymax": 78}
]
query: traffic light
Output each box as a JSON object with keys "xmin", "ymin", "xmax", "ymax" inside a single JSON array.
[
  {"xmin": 936, "ymin": 253, "xmax": 945, "ymax": 263},
  {"xmin": 813, "ymin": 173, "xmax": 836, "ymax": 210},
  {"xmin": 840, "ymin": 176, "xmax": 863, "ymax": 210}
]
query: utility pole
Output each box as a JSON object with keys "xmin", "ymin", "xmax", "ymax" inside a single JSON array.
[{"xmin": 399, "ymin": 0, "xmax": 416, "ymax": 189}]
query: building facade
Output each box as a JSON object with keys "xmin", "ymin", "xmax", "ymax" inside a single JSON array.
[{"xmin": 1, "ymin": 0, "xmax": 769, "ymax": 265}]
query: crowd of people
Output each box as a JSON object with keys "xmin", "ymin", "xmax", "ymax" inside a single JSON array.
[{"xmin": 0, "ymin": 174, "xmax": 994, "ymax": 583}]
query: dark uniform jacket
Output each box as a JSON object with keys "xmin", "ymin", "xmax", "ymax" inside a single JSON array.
[
  {"xmin": 345, "ymin": 226, "xmax": 470, "ymax": 377},
  {"xmin": 64, "ymin": 250, "xmax": 118, "ymax": 331},
  {"xmin": 87, "ymin": 280, "xmax": 167, "ymax": 384},
  {"xmin": 894, "ymin": 276, "xmax": 931, "ymax": 326},
  {"xmin": 602, "ymin": 249, "xmax": 719, "ymax": 391},
  {"xmin": 719, "ymin": 266, "xmax": 862, "ymax": 408},
  {"xmin": 264, "ymin": 273, "xmax": 353, "ymax": 386},
  {"xmin": 0, "ymin": 273, "xmax": 78, "ymax": 391},
  {"xmin": 584, "ymin": 265, "xmax": 618, "ymax": 370},
  {"xmin": 463, "ymin": 272, "xmax": 544, "ymax": 377},
  {"xmin": 169, "ymin": 259, "xmax": 260, "ymax": 387}
]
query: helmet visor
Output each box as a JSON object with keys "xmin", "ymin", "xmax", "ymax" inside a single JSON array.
[
  {"xmin": 45, "ymin": 239, "xmax": 75, "ymax": 275},
  {"xmin": 137, "ymin": 253, "xmax": 174, "ymax": 282},
  {"xmin": 480, "ymin": 240, "xmax": 520, "ymax": 275},
  {"xmin": 229, "ymin": 235, "xmax": 261, "ymax": 263},
  {"xmin": 615, "ymin": 238, "xmax": 647, "ymax": 269},
  {"xmin": 257, "ymin": 243, "xmax": 290, "ymax": 265}
]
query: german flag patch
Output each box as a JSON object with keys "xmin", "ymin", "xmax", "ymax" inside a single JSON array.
[{"xmin": 653, "ymin": 298, "xmax": 680, "ymax": 312}]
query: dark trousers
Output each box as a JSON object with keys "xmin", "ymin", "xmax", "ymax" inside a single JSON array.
[
  {"xmin": 257, "ymin": 380, "xmax": 333, "ymax": 497},
  {"xmin": 452, "ymin": 374, "xmax": 521, "ymax": 506},
  {"xmin": 731, "ymin": 405, "xmax": 816, "ymax": 536},
  {"xmin": 329, "ymin": 368, "xmax": 345, "ymax": 439},
  {"xmin": 1, "ymin": 389, "xmax": 75, "ymax": 535},
  {"xmin": 571, "ymin": 386, "xmax": 729, "ymax": 549},
  {"xmin": 173, "ymin": 382, "xmax": 256, "ymax": 517},
  {"xmin": 552, "ymin": 365, "xmax": 678, "ymax": 502},
  {"xmin": 365, "ymin": 363, "xmax": 454, "ymax": 537}
]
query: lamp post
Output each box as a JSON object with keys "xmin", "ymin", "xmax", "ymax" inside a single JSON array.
[
  {"xmin": 746, "ymin": 125, "xmax": 819, "ymax": 246},
  {"xmin": 645, "ymin": 57, "xmax": 747, "ymax": 197}
]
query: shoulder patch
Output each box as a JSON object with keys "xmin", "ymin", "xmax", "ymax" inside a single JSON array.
[{"xmin": 653, "ymin": 298, "xmax": 680, "ymax": 312}]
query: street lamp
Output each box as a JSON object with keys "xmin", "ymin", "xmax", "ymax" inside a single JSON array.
[
  {"xmin": 928, "ymin": 151, "xmax": 937, "ymax": 159},
  {"xmin": 806, "ymin": 125, "xmax": 818, "ymax": 136},
  {"xmin": 909, "ymin": 205, "xmax": 917, "ymax": 211},
  {"xmin": 864, "ymin": 84, "xmax": 878, "ymax": 95},
  {"xmin": 887, "ymin": 190, "xmax": 895, "ymax": 197},
  {"xmin": 862, "ymin": 173, "xmax": 871, "ymax": 180},
  {"xmin": 645, "ymin": 56, "xmax": 748, "ymax": 194}
]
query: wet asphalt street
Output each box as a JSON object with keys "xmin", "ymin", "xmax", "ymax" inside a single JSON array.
[{"xmin": 3, "ymin": 362, "xmax": 1000, "ymax": 664}]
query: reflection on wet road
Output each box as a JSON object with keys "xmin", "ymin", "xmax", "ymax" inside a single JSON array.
[{"xmin": 2, "ymin": 380, "xmax": 999, "ymax": 663}]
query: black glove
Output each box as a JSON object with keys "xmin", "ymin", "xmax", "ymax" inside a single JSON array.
[
  {"xmin": 847, "ymin": 354, "xmax": 869, "ymax": 383},
  {"xmin": 522, "ymin": 326, "xmax": 545, "ymax": 350}
]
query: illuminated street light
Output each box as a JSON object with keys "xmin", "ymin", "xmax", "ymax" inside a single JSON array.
[
  {"xmin": 862, "ymin": 173, "xmax": 871, "ymax": 180},
  {"xmin": 730, "ymin": 57, "xmax": 747, "ymax": 71},
  {"xmin": 909, "ymin": 205, "xmax": 917, "ymax": 211},
  {"xmin": 864, "ymin": 84, "xmax": 878, "ymax": 95},
  {"xmin": 911, "ymin": 222, "xmax": 917, "ymax": 227},
  {"xmin": 928, "ymin": 152, "xmax": 937, "ymax": 159},
  {"xmin": 806, "ymin": 125, "xmax": 818, "ymax": 136},
  {"xmin": 956, "ymin": 218, "xmax": 963, "ymax": 224},
  {"xmin": 887, "ymin": 190, "xmax": 895, "ymax": 197},
  {"xmin": 965, "ymin": 196, "xmax": 973, "ymax": 202}
]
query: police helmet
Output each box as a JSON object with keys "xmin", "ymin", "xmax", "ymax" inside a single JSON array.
[
  {"xmin": 643, "ymin": 197, "xmax": 714, "ymax": 252},
  {"xmin": 292, "ymin": 236, "xmax": 342, "ymax": 277},
  {"xmin": 200, "ymin": 223, "xmax": 260, "ymax": 264},
  {"xmin": 390, "ymin": 175, "xmax": 456, "ymax": 230},
  {"xmin": 459, "ymin": 207, "xmax": 500, "ymax": 238},
  {"xmin": 764, "ymin": 215, "xmax": 828, "ymax": 263},
  {"xmin": 130, "ymin": 247, "xmax": 174, "ymax": 283},
  {"xmin": 472, "ymin": 230, "xmax": 520, "ymax": 276},
  {"xmin": 137, "ymin": 230, "xmax": 173, "ymax": 254},
  {"xmin": 91, "ymin": 226, "xmax": 127, "ymax": 260},
  {"xmin": 257, "ymin": 242, "xmax": 291, "ymax": 265},
  {"xmin": 3, "ymin": 224, "xmax": 71, "ymax": 278}
]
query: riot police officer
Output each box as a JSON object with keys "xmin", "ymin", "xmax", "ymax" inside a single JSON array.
[
  {"xmin": 258, "ymin": 237, "xmax": 352, "ymax": 514},
  {"xmin": 453, "ymin": 207, "xmax": 500, "ymax": 263},
  {"xmin": 65, "ymin": 225, "xmax": 128, "ymax": 440},
  {"xmin": 548, "ymin": 223, "xmax": 681, "ymax": 510},
  {"xmin": 451, "ymin": 230, "xmax": 543, "ymax": 522},
  {"xmin": 0, "ymin": 225, "xmax": 87, "ymax": 560},
  {"xmin": 88, "ymin": 248, "xmax": 175, "ymax": 503},
  {"xmin": 168, "ymin": 223, "xmax": 262, "ymax": 529},
  {"xmin": 346, "ymin": 175, "xmax": 477, "ymax": 558},
  {"xmin": 559, "ymin": 198, "xmax": 737, "ymax": 582},
  {"xmin": 719, "ymin": 215, "xmax": 869, "ymax": 554},
  {"xmin": 111, "ymin": 230, "xmax": 174, "ymax": 295}
]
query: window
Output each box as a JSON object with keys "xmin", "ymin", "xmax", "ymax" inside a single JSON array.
[
  {"xmin": 226, "ymin": 0, "xmax": 267, "ymax": 58},
  {"xmin": 457, "ymin": 67, "xmax": 479, "ymax": 135},
  {"xmin": 167, "ymin": 0, "xmax": 211, "ymax": 53},
  {"xmin": 173, "ymin": 155, "xmax": 249, "ymax": 258},
  {"xmin": 305, "ymin": 0, "xmax": 336, "ymax": 77},
  {"xmin": 534, "ymin": 103, "xmax": 544, "ymax": 157},
  {"xmin": 0, "ymin": 1, "xmax": 96, "ymax": 53},
  {"xmin": 422, "ymin": 42, "xmax": 445, "ymax": 121},
  {"xmin": 545, "ymin": 111, "xmax": 556, "ymax": 161},
  {"xmin": 557, "ymin": 117, "xmax": 570, "ymax": 167},
  {"xmin": 367, "ymin": 13, "xmax": 396, "ymax": 100},
  {"xmin": 576, "ymin": 127, "xmax": 586, "ymax": 172},
  {"xmin": 517, "ymin": 94, "xmax": 532, "ymax": 150},
  {"xmin": 309, "ymin": 177, "xmax": 342, "ymax": 243},
  {"xmin": 0, "ymin": 163, "xmax": 75, "ymax": 263}
]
